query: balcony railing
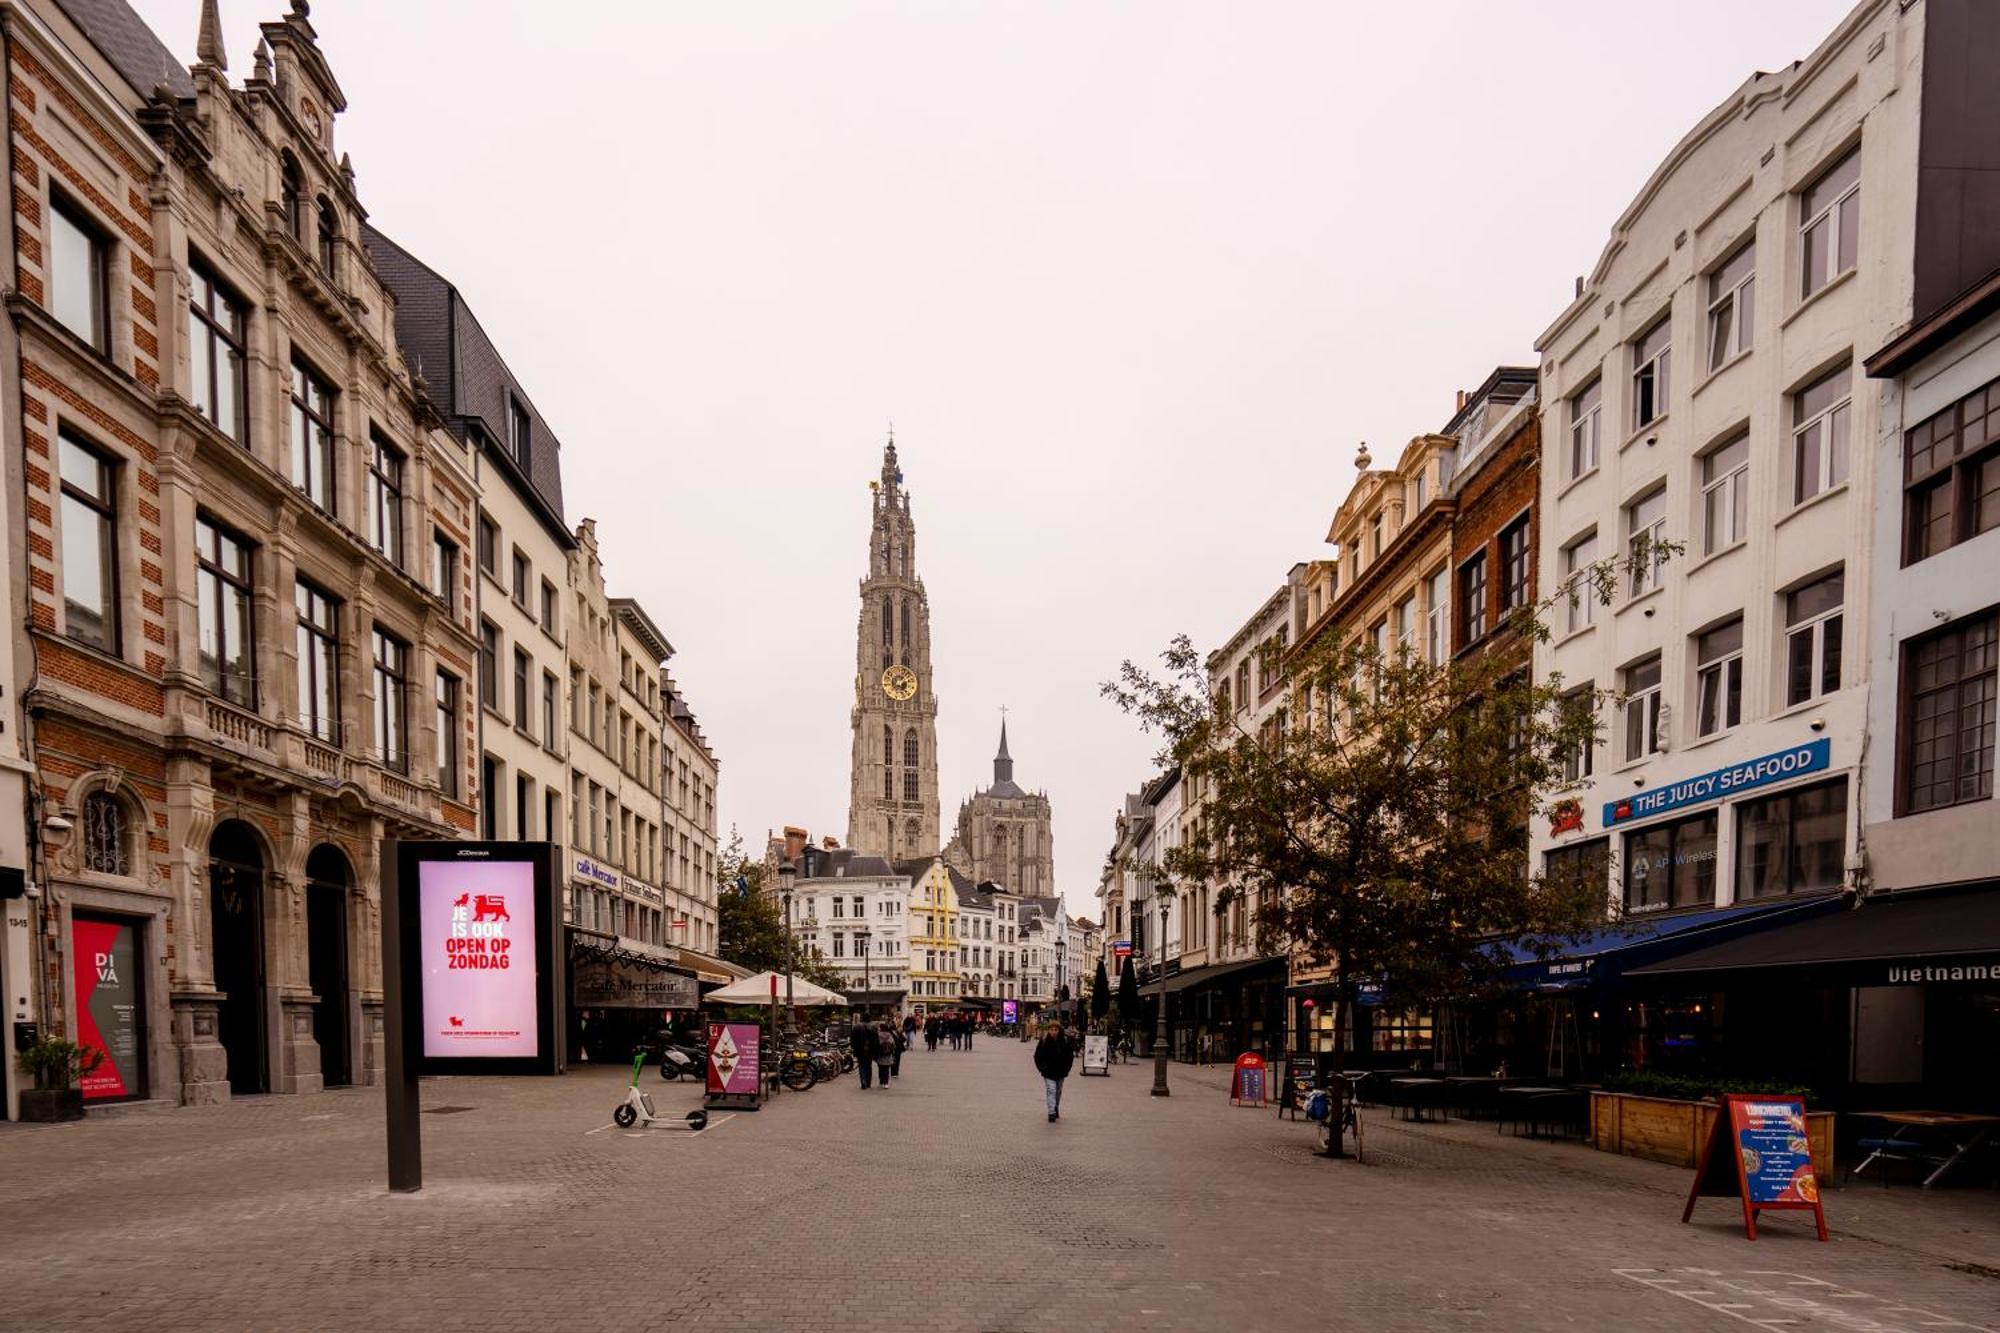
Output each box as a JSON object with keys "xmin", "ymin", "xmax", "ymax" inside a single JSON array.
[{"xmin": 205, "ymin": 699, "xmax": 273, "ymax": 751}]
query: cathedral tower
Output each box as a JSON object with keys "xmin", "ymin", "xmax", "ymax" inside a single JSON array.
[
  {"xmin": 847, "ymin": 438, "xmax": 941, "ymax": 857},
  {"xmin": 944, "ymin": 719, "xmax": 1056, "ymax": 899}
]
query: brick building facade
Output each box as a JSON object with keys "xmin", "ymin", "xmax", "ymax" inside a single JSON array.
[{"xmin": 5, "ymin": 0, "xmax": 478, "ymax": 1106}]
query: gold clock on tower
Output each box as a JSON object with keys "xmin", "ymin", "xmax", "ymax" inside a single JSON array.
[{"xmin": 881, "ymin": 665, "xmax": 917, "ymax": 701}]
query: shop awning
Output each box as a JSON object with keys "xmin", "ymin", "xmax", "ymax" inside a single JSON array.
[
  {"xmin": 1488, "ymin": 895, "xmax": 1842, "ymax": 992},
  {"xmin": 1627, "ymin": 883, "xmax": 2000, "ymax": 984},
  {"xmin": 1139, "ymin": 954, "xmax": 1286, "ymax": 998},
  {"xmin": 670, "ymin": 946, "xmax": 748, "ymax": 986}
]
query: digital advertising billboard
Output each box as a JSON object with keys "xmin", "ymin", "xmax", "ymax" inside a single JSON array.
[{"xmin": 395, "ymin": 841, "xmax": 557, "ymax": 1076}]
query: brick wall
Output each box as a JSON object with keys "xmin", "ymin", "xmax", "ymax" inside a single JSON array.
[{"xmin": 1451, "ymin": 415, "xmax": 1541, "ymax": 660}]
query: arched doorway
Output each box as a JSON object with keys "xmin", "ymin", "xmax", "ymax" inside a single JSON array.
[
  {"xmin": 208, "ymin": 821, "xmax": 268, "ymax": 1096},
  {"xmin": 304, "ymin": 844, "xmax": 352, "ymax": 1088}
]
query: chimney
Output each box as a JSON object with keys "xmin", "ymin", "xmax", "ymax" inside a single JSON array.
[
  {"xmin": 822, "ymin": 836, "xmax": 839, "ymax": 850},
  {"xmin": 783, "ymin": 826, "xmax": 808, "ymax": 862},
  {"xmin": 1456, "ymin": 389, "xmax": 1468, "ymax": 412}
]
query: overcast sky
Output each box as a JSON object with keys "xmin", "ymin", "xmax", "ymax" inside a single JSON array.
[{"xmin": 141, "ymin": 0, "xmax": 1851, "ymax": 919}]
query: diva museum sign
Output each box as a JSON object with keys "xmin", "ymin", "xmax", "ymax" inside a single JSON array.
[{"xmin": 1603, "ymin": 739, "xmax": 1830, "ymax": 829}]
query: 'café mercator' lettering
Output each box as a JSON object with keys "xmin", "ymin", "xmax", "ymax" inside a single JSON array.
[
  {"xmin": 1886, "ymin": 963, "xmax": 1995, "ymax": 984},
  {"xmin": 1604, "ymin": 739, "xmax": 1831, "ymax": 828}
]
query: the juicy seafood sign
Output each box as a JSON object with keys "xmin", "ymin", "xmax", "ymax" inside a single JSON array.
[{"xmin": 1682, "ymin": 1093, "xmax": 1827, "ymax": 1241}]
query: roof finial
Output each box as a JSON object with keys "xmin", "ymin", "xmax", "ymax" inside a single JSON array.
[
  {"xmin": 197, "ymin": 0, "xmax": 227, "ymax": 70},
  {"xmin": 252, "ymin": 37, "xmax": 272, "ymax": 82},
  {"xmin": 1354, "ymin": 440, "xmax": 1373, "ymax": 472}
]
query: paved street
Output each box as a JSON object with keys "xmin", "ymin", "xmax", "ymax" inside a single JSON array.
[{"xmin": 3, "ymin": 1042, "xmax": 1996, "ymax": 1332}]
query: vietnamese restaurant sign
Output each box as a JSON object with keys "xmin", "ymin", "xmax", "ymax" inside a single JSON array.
[{"xmin": 1603, "ymin": 739, "xmax": 1830, "ymax": 829}]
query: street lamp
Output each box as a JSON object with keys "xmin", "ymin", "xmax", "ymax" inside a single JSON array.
[
  {"xmin": 778, "ymin": 861, "xmax": 797, "ymax": 1028},
  {"xmin": 1152, "ymin": 891, "xmax": 1174, "ymax": 1097},
  {"xmin": 857, "ymin": 926, "xmax": 873, "ymax": 1019},
  {"xmin": 1056, "ymin": 934, "xmax": 1068, "ymax": 1027}
]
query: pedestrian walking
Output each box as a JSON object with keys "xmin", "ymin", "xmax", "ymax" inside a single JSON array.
[
  {"xmin": 850, "ymin": 1021, "xmax": 879, "ymax": 1090},
  {"xmin": 874, "ymin": 1022, "xmax": 897, "ymax": 1086},
  {"xmin": 963, "ymin": 1020, "xmax": 975, "ymax": 1051},
  {"xmin": 1034, "ymin": 1020, "xmax": 1075, "ymax": 1122},
  {"xmin": 902, "ymin": 1013, "xmax": 917, "ymax": 1054},
  {"xmin": 889, "ymin": 1020, "xmax": 905, "ymax": 1078}
]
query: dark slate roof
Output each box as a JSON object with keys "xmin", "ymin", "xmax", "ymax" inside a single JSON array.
[
  {"xmin": 54, "ymin": 0, "xmax": 194, "ymax": 100},
  {"xmin": 951, "ymin": 870, "xmax": 991, "ymax": 909},
  {"xmin": 363, "ymin": 226, "xmax": 571, "ymax": 541},
  {"xmin": 799, "ymin": 847, "xmax": 898, "ymax": 882}
]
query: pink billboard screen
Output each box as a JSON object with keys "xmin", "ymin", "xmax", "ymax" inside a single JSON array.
[{"xmin": 416, "ymin": 857, "xmax": 540, "ymax": 1060}]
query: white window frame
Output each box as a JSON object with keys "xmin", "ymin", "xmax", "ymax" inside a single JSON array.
[
  {"xmin": 1567, "ymin": 378, "xmax": 1601, "ymax": 480},
  {"xmin": 1784, "ymin": 571, "xmax": 1844, "ymax": 708},
  {"xmin": 1799, "ymin": 148, "xmax": 1859, "ymax": 300},
  {"xmin": 1700, "ymin": 432, "xmax": 1750, "ymax": 556},
  {"xmin": 1561, "ymin": 685, "xmax": 1596, "ymax": 783},
  {"xmin": 1625, "ymin": 487, "xmax": 1668, "ymax": 599},
  {"xmin": 1561, "ymin": 531, "xmax": 1598, "ymax": 634},
  {"xmin": 1706, "ymin": 241, "xmax": 1755, "ymax": 371},
  {"xmin": 1693, "ymin": 619, "xmax": 1743, "ymax": 739},
  {"xmin": 1423, "ymin": 568, "xmax": 1449, "ymax": 665},
  {"xmin": 1622, "ymin": 655, "xmax": 1664, "ymax": 762},
  {"xmin": 1791, "ymin": 368, "xmax": 1852, "ymax": 506},
  {"xmin": 1631, "ymin": 320, "xmax": 1671, "ymax": 431}
]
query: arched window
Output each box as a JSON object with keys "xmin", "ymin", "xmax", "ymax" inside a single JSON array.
[
  {"xmin": 882, "ymin": 769, "xmax": 892, "ymax": 799},
  {"xmin": 903, "ymin": 770, "xmax": 917, "ymax": 801},
  {"xmin": 882, "ymin": 729, "xmax": 893, "ymax": 767},
  {"xmin": 904, "ymin": 730, "xmax": 918, "ymax": 769},
  {"xmin": 881, "ymin": 599, "xmax": 892, "ymax": 644},
  {"xmin": 899, "ymin": 599, "xmax": 909, "ymax": 645},
  {"xmin": 82, "ymin": 790, "xmax": 131, "ymax": 876},
  {"xmin": 906, "ymin": 819, "xmax": 920, "ymax": 852},
  {"xmin": 315, "ymin": 198, "xmax": 338, "ymax": 274},
  {"xmin": 280, "ymin": 152, "xmax": 305, "ymax": 240}
]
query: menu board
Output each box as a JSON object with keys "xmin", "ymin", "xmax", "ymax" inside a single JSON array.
[
  {"xmin": 1730, "ymin": 1098, "xmax": 1818, "ymax": 1205},
  {"xmin": 1231, "ymin": 1052, "xmax": 1267, "ymax": 1107},
  {"xmin": 1682, "ymin": 1094, "xmax": 1826, "ymax": 1241}
]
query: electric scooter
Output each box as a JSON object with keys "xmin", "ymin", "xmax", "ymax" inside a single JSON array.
[{"xmin": 613, "ymin": 1051, "xmax": 709, "ymax": 1130}]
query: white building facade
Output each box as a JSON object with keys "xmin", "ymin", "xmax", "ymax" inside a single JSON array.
[{"xmin": 1532, "ymin": 1, "xmax": 1922, "ymax": 921}]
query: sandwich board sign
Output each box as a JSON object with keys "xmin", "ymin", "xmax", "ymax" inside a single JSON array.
[
  {"xmin": 1230, "ymin": 1052, "xmax": 1268, "ymax": 1107},
  {"xmin": 1081, "ymin": 1034, "xmax": 1110, "ymax": 1076},
  {"xmin": 1682, "ymin": 1094, "xmax": 1827, "ymax": 1241}
]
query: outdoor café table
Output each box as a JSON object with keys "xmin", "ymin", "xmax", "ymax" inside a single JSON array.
[
  {"xmin": 1388, "ymin": 1077, "xmax": 1445, "ymax": 1122},
  {"xmin": 1851, "ymin": 1111, "xmax": 2000, "ymax": 1188},
  {"xmin": 1494, "ymin": 1085, "xmax": 1568, "ymax": 1137},
  {"xmin": 1443, "ymin": 1075, "xmax": 1504, "ymax": 1118}
]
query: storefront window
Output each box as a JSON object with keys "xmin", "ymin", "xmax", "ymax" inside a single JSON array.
[
  {"xmin": 1623, "ymin": 812, "xmax": 1717, "ymax": 912},
  {"xmin": 1736, "ymin": 778, "xmax": 1847, "ymax": 900},
  {"xmin": 1544, "ymin": 838, "xmax": 1609, "ymax": 899},
  {"xmin": 1371, "ymin": 1008, "xmax": 1433, "ymax": 1053}
]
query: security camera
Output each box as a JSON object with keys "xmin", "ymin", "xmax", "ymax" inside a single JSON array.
[{"xmin": 1808, "ymin": 718, "xmax": 1826, "ymax": 732}]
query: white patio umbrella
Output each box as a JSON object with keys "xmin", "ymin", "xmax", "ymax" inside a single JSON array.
[{"xmin": 700, "ymin": 970, "xmax": 849, "ymax": 1007}]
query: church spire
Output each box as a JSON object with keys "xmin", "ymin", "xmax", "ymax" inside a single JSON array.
[
  {"xmin": 994, "ymin": 718, "xmax": 1013, "ymax": 786},
  {"xmin": 880, "ymin": 431, "xmax": 901, "ymax": 501}
]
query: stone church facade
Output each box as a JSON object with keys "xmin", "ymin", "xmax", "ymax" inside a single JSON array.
[
  {"xmin": 845, "ymin": 440, "xmax": 940, "ymax": 858},
  {"xmin": 944, "ymin": 723, "xmax": 1055, "ymax": 901}
]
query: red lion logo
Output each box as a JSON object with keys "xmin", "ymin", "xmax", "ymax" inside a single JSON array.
[
  {"xmin": 452, "ymin": 893, "xmax": 470, "ymax": 908},
  {"xmin": 472, "ymin": 895, "xmax": 510, "ymax": 923},
  {"xmin": 448, "ymin": 1016, "xmax": 464, "ymax": 1028}
]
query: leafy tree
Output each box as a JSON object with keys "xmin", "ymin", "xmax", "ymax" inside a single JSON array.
[{"xmin": 1104, "ymin": 551, "xmax": 1656, "ymax": 1144}]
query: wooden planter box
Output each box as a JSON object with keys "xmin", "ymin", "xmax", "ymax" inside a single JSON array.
[{"xmin": 1590, "ymin": 1091, "xmax": 1835, "ymax": 1184}]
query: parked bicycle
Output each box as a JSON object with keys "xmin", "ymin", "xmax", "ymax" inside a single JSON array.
[{"xmin": 1309, "ymin": 1071, "xmax": 1367, "ymax": 1161}]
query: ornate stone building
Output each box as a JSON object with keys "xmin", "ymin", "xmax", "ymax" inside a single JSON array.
[
  {"xmin": 845, "ymin": 439, "xmax": 940, "ymax": 859},
  {"xmin": 5, "ymin": 0, "xmax": 478, "ymax": 1105},
  {"xmin": 943, "ymin": 721, "xmax": 1054, "ymax": 900}
]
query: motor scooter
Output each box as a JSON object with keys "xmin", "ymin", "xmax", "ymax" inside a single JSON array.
[{"xmin": 613, "ymin": 1051, "xmax": 709, "ymax": 1130}]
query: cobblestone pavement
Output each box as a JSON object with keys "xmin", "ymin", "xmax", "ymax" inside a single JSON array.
[{"xmin": 3, "ymin": 1042, "xmax": 1996, "ymax": 1331}]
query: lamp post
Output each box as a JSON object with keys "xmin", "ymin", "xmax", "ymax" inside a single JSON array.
[
  {"xmin": 858, "ymin": 927, "xmax": 873, "ymax": 1019},
  {"xmin": 778, "ymin": 861, "xmax": 797, "ymax": 1029},
  {"xmin": 1057, "ymin": 934, "xmax": 1068, "ymax": 1028},
  {"xmin": 1151, "ymin": 891, "xmax": 1174, "ymax": 1097}
]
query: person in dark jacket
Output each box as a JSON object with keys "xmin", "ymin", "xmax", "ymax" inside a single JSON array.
[
  {"xmin": 849, "ymin": 1021, "xmax": 879, "ymax": 1089},
  {"xmin": 1033, "ymin": 1021, "xmax": 1076, "ymax": 1122}
]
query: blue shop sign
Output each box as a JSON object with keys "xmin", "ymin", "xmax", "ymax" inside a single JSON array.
[{"xmin": 1603, "ymin": 739, "xmax": 1830, "ymax": 829}]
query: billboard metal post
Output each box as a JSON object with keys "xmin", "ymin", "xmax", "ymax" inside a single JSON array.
[{"xmin": 381, "ymin": 837, "xmax": 422, "ymax": 1192}]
